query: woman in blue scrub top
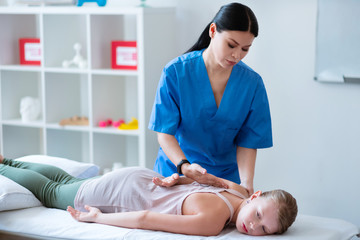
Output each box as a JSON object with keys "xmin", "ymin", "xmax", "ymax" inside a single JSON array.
[{"xmin": 148, "ymin": 2, "xmax": 272, "ymax": 195}]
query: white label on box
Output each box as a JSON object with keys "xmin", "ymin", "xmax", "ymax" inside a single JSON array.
[
  {"xmin": 116, "ymin": 46, "xmax": 137, "ymax": 66},
  {"xmin": 24, "ymin": 43, "xmax": 42, "ymax": 61}
]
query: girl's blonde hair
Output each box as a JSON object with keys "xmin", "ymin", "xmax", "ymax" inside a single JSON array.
[{"xmin": 261, "ymin": 189, "xmax": 298, "ymax": 234}]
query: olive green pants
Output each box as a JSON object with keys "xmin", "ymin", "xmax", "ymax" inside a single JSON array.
[{"xmin": 0, "ymin": 158, "xmax": 89, "ymax": 210}]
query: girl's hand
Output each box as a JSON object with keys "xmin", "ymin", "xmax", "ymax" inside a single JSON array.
[
  {"xmin": 67, "ymin": 205, "xmax": 101, "ymax": 223},
  {"xmin": 183, "ymin": 163, "xmax": 228, "ymax": 189},
  {"xmin": 152, "ymin": 173, "xmax": 180, "ymax": 187}
]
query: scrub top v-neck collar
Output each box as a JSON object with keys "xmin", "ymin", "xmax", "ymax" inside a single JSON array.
[{"xmin": 199, "ymin": 50, "xmax": 235, "ymax": 121}]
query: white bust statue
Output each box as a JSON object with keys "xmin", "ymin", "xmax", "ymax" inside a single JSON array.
[{"xmin": 20, "ymin": 97, "xmax": 41, "ymax": 122}]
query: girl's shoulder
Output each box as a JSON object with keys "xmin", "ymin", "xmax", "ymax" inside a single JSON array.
[{"xmin": 183, "ymin": 191, "xmax": 230, "ymax": 214}]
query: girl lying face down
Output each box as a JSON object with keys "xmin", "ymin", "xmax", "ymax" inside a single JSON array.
[{"xmin": 0, "ymin": 155, "xmax": 297, "ymax": 236}]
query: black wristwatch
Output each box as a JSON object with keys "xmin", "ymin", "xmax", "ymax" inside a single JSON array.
[{"xmin": 177, "ymin": 159, "xmax": 190, "ymax": 175}]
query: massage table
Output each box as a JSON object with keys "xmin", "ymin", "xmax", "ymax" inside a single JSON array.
[
  {"xmin": 0, "ymin": 155, "xmax": 359, "ymax": 240},
  {"xmin": 0, "ymin": 207, "xmax": 358, "ymax": 240}
]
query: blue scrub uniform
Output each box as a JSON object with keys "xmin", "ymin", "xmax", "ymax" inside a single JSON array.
[{"xmin": 148, "ymin": 50, "xmax": 272, "ymax": 184}]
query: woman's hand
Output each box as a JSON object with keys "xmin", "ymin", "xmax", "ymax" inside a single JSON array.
[
  {"xmin": 240, "ymin": 182, "xmax": 254, "ymax": 196},
  {"xmin": 182, "ymin": 163, "xmax": 228, "ymax": 189},
  {"xmin": 67, "ymin": 205, "xmax": 101, "ymax": 223},
  {"xmin": 152, "ymin": 173, "xmax": 180, "ymax": 187}
]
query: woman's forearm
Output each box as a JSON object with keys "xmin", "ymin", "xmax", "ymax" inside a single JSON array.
[
  {"xmin": 157, "ymin": 132, "xmax": 186, "ymax": 165},
  {"xmin": 237, "ymin": 146, "xmax": 257, "ymax": 194},
  {"xmin": 156, "ymin": 132, "xmax": 228, "ymax": 189},
  {"xmin": 221, "ymin": 178, "xmax": 250, "ymax": 198}
]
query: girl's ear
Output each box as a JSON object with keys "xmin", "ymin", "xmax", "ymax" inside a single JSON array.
[
  {"xmin": 250, "ymin": 190, "xmax": 262, "ymax": 200},
  {"xmin": 209, "ymin": 23, "xmax": 217, "ymax": 38}
]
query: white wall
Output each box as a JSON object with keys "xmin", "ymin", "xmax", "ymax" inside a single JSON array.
[
  {"xmin": 241, "ymin": 0, "xmax": 360, "ymax": 227},
  {"xmin": 111, "ymin": 0, "xmax": 360, "ymax": 227}
]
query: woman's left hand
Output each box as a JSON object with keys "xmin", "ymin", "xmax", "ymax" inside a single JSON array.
[
  {"xmin": 152, "ymin": 173, "xmax": 180, "ymax": 187},
  {"xmin": 67, "ymin": 205, "xmax": 101, "ymax": 223},
  {"xmin": 240, "ymin": 182, "xmax": 254, "ymax": 195}
]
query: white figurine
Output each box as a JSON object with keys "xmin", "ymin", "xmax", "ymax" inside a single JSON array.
[
  {"xmin": 20, "ymin": 97, "xmax": 41, "ymax": 123},
  {"xmin": 62, "ymin": 43, "xmax": 87, "ymax": 69}
]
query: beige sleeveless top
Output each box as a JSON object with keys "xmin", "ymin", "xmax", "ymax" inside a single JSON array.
[{"xmin": 74, "ymin": 167, "xmax": 245, "ymax": 224}]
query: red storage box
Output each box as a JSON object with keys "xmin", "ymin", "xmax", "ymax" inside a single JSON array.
[
  {"xmin": 19, "ymin": 38, "xmax": 41, "ymax": 65},
  {"xmin": 111, "ymin": 41, "xmax": 137, "ymax": 70}
]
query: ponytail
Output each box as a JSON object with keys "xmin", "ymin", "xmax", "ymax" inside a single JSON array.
[{"xmin": 185, "ymin": 23, "xmax": 211, "ymax": 53}]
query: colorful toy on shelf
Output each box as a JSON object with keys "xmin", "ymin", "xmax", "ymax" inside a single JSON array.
[
  {"xmin": 112, "ymin": 119, "xmax": 125, "ymax": 128},
  {"xmin": 59, "ymin": 116, "xmax": 89, "ymax": 126},
  {"xmin": 20, "ymin": 96, "xmax": 41, "ymax": 123},
  {"xmin": 118, "ymin": 117, "xmax": 138, "ymax": 130},
  {"xmin": 62, "ymin": 43, "xmax": 87, "ymax": 69},
  {"xmin": 98, "ymin": 119, "xmax": 112, "ymax": 128},
  {"xmin": 77, "ymin": 0, "xmax": 106, "ymax": 7},
  {"xmin": 98, "ymin": 118, "xmax": 125, "ymax": 128}
]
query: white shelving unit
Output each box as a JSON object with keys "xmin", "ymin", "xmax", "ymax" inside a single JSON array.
[{"xmin": 0, "ymin": 6, "xmax": 176, "ymax": 171}]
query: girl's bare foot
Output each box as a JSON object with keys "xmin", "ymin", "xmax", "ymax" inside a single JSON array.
[{"xmin": 0, "ymin": 154, "xmax": 3, "ymax": 164}]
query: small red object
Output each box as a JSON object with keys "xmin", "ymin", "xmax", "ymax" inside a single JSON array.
[
  {"xmin": 99, "ymin": 121, "xmax": 107, "ymax": 127},
  {"xmin": 111, "ymin": 41, "xmax": 137, "ymax": 70},
  {"xmin": 106, "ymin": 119, "xmax": 113, "ymax": 126},
  {"xmin": 99, "ymin": 119, "xmax": 114, "ymax": 127},
  {"xmin": 113, "ymin": 119, "xmax": 125, "ymax": 127},
  {"xmin": 19, "ymin": 38, "xmax": 41, "ymax": 65}
]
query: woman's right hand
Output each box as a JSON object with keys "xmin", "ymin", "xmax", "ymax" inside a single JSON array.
[
  {"xmin": 182, "ymin": 163, "xmax": 228, "ymax": 189},
  {"xmin": 67, "ymin": 205, "xmax": 101, "ymax": 223}
]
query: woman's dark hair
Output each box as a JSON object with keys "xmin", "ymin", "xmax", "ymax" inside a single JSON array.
[{"xmin": 185, "ymin": 2, "xmax": 258, "ymax": 53}]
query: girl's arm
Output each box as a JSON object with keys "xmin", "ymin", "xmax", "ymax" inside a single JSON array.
[
  {"xmin": 67, "ymin": 205, "xmax": 224, "ymax": 236},
  {"xmin": 152, "ymin": 173, "xmax": 194, "ymax": 187}
]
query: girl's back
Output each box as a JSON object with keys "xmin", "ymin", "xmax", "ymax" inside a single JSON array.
[{"xmin": 74, "ymin": 167, "xmax": 244, "ymax": 222}]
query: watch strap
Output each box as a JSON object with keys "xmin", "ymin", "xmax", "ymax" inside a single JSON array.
[{"xmin": 177, "ymin": 159, "xmax": 190, "ymax": 175}]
